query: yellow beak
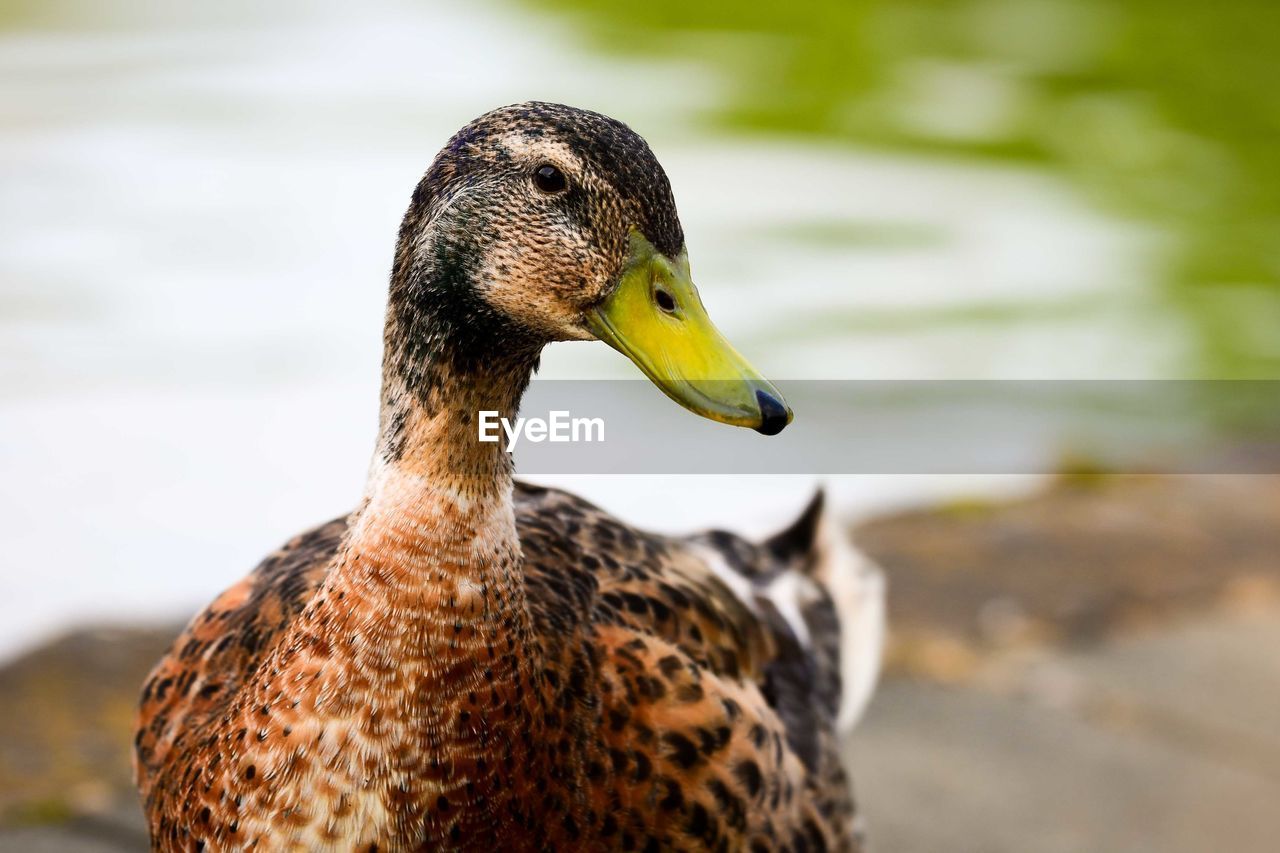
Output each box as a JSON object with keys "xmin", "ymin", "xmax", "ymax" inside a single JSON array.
[{"xmin": 587, "ymin": 232, "xmax": 792, "ymax": 435}]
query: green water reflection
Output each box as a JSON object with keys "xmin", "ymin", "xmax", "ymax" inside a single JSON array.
[{"xmin": 526, "ymin": 0, "xmax": 1280, "ymax": 376}]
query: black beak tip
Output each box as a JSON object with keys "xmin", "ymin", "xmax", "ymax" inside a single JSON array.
[{"xmin": 754, "ymin": 390, "xmax": 791, "ymax": 436}]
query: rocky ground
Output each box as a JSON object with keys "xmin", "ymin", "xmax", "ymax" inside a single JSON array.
[{"xmin": 2, "ymin": 475, "xmax": 1277, "ymax": 852}]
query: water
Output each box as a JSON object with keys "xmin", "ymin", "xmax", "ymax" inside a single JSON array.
[
  {"xmin": 528, "ymin": 0, "xmax": 1280, "ymax": 377},
  {"xmin": 0, "ymin": 0, "xmax": 1174, "ymax": 658}
]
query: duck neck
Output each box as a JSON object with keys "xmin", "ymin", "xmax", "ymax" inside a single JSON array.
[
  {"xmin": 337, "ymin": 317, "xmax": 543, "ymax": 667},
  {"xmin": 315, "ymin": 296, "xmax": 548, "ymax": 788}
]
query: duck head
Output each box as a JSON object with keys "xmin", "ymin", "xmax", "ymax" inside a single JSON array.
[{"xmin": 388, "ymin": 101, "xmax": 791, "ymax": 435}]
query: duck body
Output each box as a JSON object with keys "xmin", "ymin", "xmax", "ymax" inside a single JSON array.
[
  {"xmin": 133, "ymin": 102, "xmax": 883, "ymax": 851},
  {"xmin": 136, "ymin": 483, "xmax": 876, "ymax": 852}
]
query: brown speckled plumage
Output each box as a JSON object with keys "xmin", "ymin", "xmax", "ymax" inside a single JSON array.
[{"xmin": 134, "ymin": 102, "xmax": 874, "ymax": 851}]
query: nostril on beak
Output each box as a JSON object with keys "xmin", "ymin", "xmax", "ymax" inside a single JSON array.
[
  {"xmin": 654, "ymin": 288, "xmax": 677, "ymax": 313},
  {"xmin": 754, "ymin": 390, "xmax": 790, "ymax": 436}
]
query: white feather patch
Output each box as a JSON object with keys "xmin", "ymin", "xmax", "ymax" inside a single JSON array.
[
  {"xmin": 762, "ymin": 570, "xmax": 823, "ymax": 649},
  {"xmin": 693, "ymin": 509, "xmax": 885, "ymax": 734},
  {"xmin": 695, "ymin": 545, "xmax": 760, "ymax": 616},
  {"xmin": 697, "ymin": 543, "xmax": 823, "ymax": 657},
  {"xmin": 811, "ymin": 511, "xmax": 886, "ymax": 733}
]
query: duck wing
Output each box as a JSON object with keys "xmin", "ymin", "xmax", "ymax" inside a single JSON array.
[{"xmin": 515, "ymin": 482, "xmax": 885, "ymax": 851}]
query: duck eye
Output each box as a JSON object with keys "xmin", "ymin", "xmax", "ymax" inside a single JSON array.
[{"xmin": 533, "ymin": 164, "xmax": 567, "ymax": 194}]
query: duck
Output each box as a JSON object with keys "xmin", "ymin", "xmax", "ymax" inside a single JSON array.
[{"xmin": 132, "ymin": 102, "xmax": 885, "ymax": 852}]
